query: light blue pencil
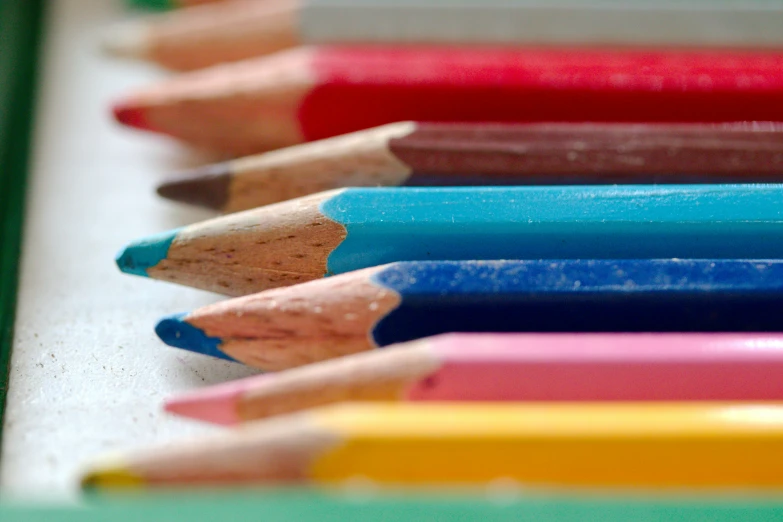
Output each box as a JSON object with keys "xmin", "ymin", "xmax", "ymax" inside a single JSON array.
[{"xmin": 116, "ymin": 184, "xmax": 783, "ymax": 296}]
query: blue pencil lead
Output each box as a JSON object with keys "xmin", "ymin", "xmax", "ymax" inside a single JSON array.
[{"xmin": 156, "ymin": 313, "xmax": 237, "ymax": 362}]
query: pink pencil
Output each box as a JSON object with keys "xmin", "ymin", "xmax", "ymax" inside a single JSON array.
[{"xmin": 165, "ymin": 332, "xmax": 783, "ymax": 425}]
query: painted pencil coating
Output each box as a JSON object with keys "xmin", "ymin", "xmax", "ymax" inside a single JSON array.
[
  {"xmin": 113, "ymin": 46, "xmax": 783, "ymax": 154},
  {"xmin": 157, "ymin": 259, "xmax": 783, "ymax": 370},
  {"xmin": 407, "ymin": 333, "xmax": 783, "ymax": 401},
  {"xmin": 82, "ymin": 402, "xmax": 783, "ymax": 489},
  {"xmin": 165, "ymin": 332, "xmax": 783, "ymax": 425},
  {"xmin": 118, "ymin": 185, "xmax": 783, "ymax": 297},
  {"xmin": 320, "ymin": 185, "xmax": 783, "ymax": 277},
  {"xmin": 158, "ymin": 122, "xmax": 783, "ymax": 212}
]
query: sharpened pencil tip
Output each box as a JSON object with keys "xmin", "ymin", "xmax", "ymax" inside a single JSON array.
[
  {"xmin": 81, "ymin": 462, "xmax": 144, "ymax": 491},
  {"xmin": 157, "ymin": 162, "xmax": 233, "ymax": 211},
  {"xmin": 156, "ymin": 313, "xmax": 238, "ymax": 362},
  {"xmin": 115, "ymin": 229, "xmax": 178, "ymax": 277},
  {"xmin": 113, "ymin": 102, "xmax": 151, "ymax": 131},
  {"xmin": 165, "ymin": 384, "xmax": 243, "ymax": 425}
]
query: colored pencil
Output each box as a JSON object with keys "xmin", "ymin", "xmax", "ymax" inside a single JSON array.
[
  {"xmin": 166, "ymin": 332, "xmax": 783, "ymax": 425},
  {"xmin": 109, "ymin": 0, "xmax": 783, "ymax": 71},
  {"xmin": 82, "ymin": 402, "xmax": 783, "ymax": 490},
  {"xmin": 157, "ymin": 121, "xmax": 783, "ymax": 212},
  {"xmin": 117, "ymin": 185, "xmax": 783, "ymax": 297},
  {"xmin": 112, "ymin": 46, "xmax": 783, "ymax": 154},
  {"xmin": 156, "ymin": 259, "xmax": 783, "ymax": 370}
]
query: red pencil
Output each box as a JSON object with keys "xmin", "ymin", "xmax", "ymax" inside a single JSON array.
[{"xmin": 113, "ymin": 46, "xmax": 783, "ymax": 154}]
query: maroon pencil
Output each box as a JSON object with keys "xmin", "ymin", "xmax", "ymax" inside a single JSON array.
[{"xmin": 157, "ymin": 121, "xmax": 783, "ymax": 212}]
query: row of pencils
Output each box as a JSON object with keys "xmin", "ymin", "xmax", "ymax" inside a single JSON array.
[{"xmin": 83, "ymin": 0, "xmax": 783, "ymax": 494}]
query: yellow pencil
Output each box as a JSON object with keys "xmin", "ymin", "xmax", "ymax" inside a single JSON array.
[{"xmin": 82, "ymin": 402, "xmax": 783, "ymax": 490}]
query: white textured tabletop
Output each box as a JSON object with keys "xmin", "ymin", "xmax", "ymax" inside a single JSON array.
[{"xmin": 0, "ymin": 0, "xmax": 259, "ymax": 498}]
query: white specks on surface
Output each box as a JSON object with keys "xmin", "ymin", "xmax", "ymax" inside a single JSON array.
[{"xmin": 0, "ymin": 0, "xmax": 259, "ymax": 499}]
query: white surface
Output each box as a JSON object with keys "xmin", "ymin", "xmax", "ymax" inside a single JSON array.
[{"xmin": 0, "ymin": 0, "xmax": 259, "ymax": 498}]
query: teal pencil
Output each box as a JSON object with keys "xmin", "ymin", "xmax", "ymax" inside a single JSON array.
[{"xmin": 116, "ymin": 185, "xmax": 783, "ymax": 296}]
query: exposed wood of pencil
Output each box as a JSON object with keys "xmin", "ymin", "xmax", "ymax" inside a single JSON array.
[
  {"xmin": 86, "ymin": 414, "xmax": 339, "ymax": 486},
  {"xmin": 184, "ymin": 265, "xmax": 398, "ymax": 369},
  {"xmin": 159, "ymin": 122, "xmax": 415, "ymax": 212},
  {"xmin": 171, "ymin": 340, "xmax": 439, "ymax": 422},
  {"xmin": 114, "ymin": 47, "xmax": 316, "ymax": 153},
  {"xmin": 107, "ymin": 0, "xmax": 299, "ymax": 71},
  {"xmin": 159, "ymin": 121, "xmax": 783, "ymax": 212},
  {"xmin": 149, "ymin": 190, "xmax": 345, "ymax": 296},
  {"xmin": 82, "ymin": 402, "xmax": 783, "ymax": 489}
]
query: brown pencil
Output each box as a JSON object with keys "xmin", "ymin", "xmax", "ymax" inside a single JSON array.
[
  {"xmin": 112, "ymin": 46, "xmax": 783, "ymax": 155},
  {"xmin": 157, "ymin": 121, "xmax": 783, "ymax": 212}
]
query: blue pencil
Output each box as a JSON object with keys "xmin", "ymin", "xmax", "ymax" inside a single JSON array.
[
  {"xmin": 157, "ymin": 258, "xmax": 783, "ymax": 370},
  {"xmin": 117, "ymin": 185, "xmax": 783, "ymax": 296}
]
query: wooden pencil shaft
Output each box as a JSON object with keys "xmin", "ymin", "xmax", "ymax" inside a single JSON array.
[
  {"xmin": 114, "ymin": 46, "xmax": 783, "ymax": 154},
  {"xmin": 114, "ymin": 0, "xmax": 299, "ymax": 71},
  {"xmin": 160, "ymin": 259, "xmax": 783, "ymax": 370},
  {"xmin": 234, "ymin": 341, "xmax": 440, "ymax": 420},
  {"xmin": 83, "ymin": 403, "xmax": 783, "ymax": 489},
  {"xmin": 159, "ymin": 122, "xmax": 783, "ymax": 212}
]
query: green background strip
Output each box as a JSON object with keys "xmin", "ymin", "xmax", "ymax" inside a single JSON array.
[{"xmin": 0, "ymin": 0, "xmax": 46, "ymax": 444}]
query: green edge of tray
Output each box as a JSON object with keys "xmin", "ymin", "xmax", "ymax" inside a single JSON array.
[
  {"xmin": 0, "ymin": 0, "xmax": 46, "ymax": 441},
  {"xmin": 3, "ymin": 489, "xmax": 783, "ymax": 521}
]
